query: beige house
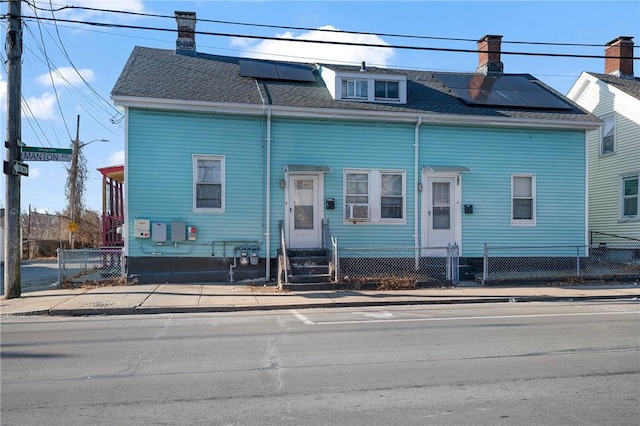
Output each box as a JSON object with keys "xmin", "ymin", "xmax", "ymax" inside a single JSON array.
[{"xmin": 567, "ymin": 36, "xmax": 640, "ymax": 244}]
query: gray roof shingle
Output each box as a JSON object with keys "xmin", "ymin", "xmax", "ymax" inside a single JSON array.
[
  {"xmin": 587, "ymin": 72, "xmax": 640, "ymax": 101},
  {"xmin": 112, "ymin": 46, "xmax": 600, "ymax": 125}
]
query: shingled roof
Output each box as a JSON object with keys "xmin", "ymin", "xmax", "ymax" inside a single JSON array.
[
  {"xmin": 585, "ymin": 72, "xmax": 640, "ymax": 101},
  {"xmin": 112, "ymin": 46, "xmax": 600, "ymax": 127}
]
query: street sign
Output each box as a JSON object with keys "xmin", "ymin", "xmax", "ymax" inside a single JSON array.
[
  {"xmin": 21, "ymin": 146, "xmax": 73, "ymax": 162},
  {"xmin": 12, "ymin": 160, "xmax": 29, "ymax": 176}
]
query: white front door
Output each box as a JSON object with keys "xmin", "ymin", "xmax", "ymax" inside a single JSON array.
[
  {"xmin": 424, "ymin": 176, "xmax": 457, "ymax": 248},
  {"xmin": 287, "ymin": 175, "xmax": 322, "ymax": 248}
]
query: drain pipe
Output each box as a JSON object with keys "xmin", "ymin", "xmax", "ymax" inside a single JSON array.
[
  {"xmin": 265, "ymin": 108, "xmax": 272, "ymax": 281},
  {"xmin": 414, "ymin": 116, "xmax": 422, "ymax": 270}
]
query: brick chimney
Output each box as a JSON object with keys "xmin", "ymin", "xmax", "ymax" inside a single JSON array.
[
  {"xmin": 477, "ymin": 35, "xmax": 504, "ymax": 74},
  {"xmin": 605, "ymin": 36, "xmax": 634, "ymax": 78},
  {"xmin": 175, "ymin": 11, "xmax": 196, "ymax": 56}
]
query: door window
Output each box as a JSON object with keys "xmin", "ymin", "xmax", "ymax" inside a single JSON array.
[
  {"xmin": 294, "ymin": 179, "xmax": 314, "ymax": 230},
  {"xmin": 432, "ymin": 182, "xmax": 451, "ymax": 230}
]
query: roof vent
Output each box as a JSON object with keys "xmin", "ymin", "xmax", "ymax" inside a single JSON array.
[{"xmin": 360, "ymin": 61, "xmax": 367, "ymax": 72}]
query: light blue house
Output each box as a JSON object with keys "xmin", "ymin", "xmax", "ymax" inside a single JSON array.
[{"xmin": 111, "ymin": 12, "xmax": 600, "ymax": 283}]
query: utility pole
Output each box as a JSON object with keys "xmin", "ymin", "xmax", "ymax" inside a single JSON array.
[
  {"xmin": 4, "ymin": 0, "xmax": 22, "ymax": 299},
  {"xmin": 69, "ymin": 115, "xmax": 81, "ymax": 250}
]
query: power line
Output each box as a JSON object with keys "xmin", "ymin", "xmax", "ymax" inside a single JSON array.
[
  {"xmin": 17, "ymin": 14, "xmax": 639, "ymax": 61},
  {"xmin": 22, "ymin": 2, "xmax": 640, "ymax": 50}
]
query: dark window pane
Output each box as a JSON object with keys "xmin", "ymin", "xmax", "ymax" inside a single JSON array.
[
  {"xmin": 513, "ymin": 199, "xmax": 532, "ymax": 220},
  {"xmin": 196, "ymin": 184, "xmax": 221, "ymax": 208},
  {"xmin": 381, "ymin": 196, "xmax": 402, "ymax": 218},
  {"xmin": 624, "ymin": 178, "xmax": 638, "ymax": 196}
]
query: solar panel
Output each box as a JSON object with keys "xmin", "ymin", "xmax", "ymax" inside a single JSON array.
[
  {"xmin": 434, "ymin": 73, "xmax": 571, "ymax": 110},
  {"xmin": 239, "ymin": 60, "xmax": 315, "ymax": 82}
]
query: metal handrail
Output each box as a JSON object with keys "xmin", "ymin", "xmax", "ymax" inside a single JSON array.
[{"xmin": 279, "ymin": 220, "xmax": 289, "ymax": 285}]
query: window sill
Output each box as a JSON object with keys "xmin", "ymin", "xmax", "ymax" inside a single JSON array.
[
  {"xmin": 511, "ymin": 220, "xmax": 536, "ymax": 227},
  {"xmin": 343, "ymin": 220, "xmax": 406, "ymax": 225},
  {"xmin": 618, "ymin": 217, "xmax": 639, "ymax": 223},
  {"xmin": 194, "ymin": 209, "xmax": 225, "ymax": 214}
]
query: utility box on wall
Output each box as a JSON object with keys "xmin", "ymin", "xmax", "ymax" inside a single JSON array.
[
  {"xmin": 188, "ymin": 226, "xmax": 197, "ymax": 241},
  {"xmin": 134, "ymin": 219, "xmax": 150, "ymax": 238},
  {"xmin": 152, "ymin": 222, "xmax": 167, "ymax": 243},
  {"xmin": 171, "ymin": 221, "xmax": 186, "ymax": 242}
]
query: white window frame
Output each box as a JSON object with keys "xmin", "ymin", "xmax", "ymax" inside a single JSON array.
[
  {"xmin": 620, "ymin": 174, "xmax": 639, "ymax": 221},
  {"xmin": 511, "ymin": 174, "xmax": 536, "ymax": 226},
  {"xmin": 601, "ymin": 114, "xmax": 616, "ymax": 156},
  {"xmin": 344, "ymin": 169, "xmax": 406, "ymax": 224},
  {"xmin": 193, "ymin": 154, "xmax": 225, "ymax": 213},
  {"xmin": 343, "ymin": 79, "xmax": 368, "ymax": 99},
  {"xmin": 336, "ymin": 74, "xmax": 407, "ymax": 103}
]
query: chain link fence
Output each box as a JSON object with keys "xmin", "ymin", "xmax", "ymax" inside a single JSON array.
[
  {"xmin": 338, "ymin": 245, "xmax": 459, "ymax": 287},
  {"xmin": 483, "ymin": 243, "xmax": 640, "ymax": 284},
  {"xmin": 57, "ymin": 248, "xmax": 125, "ymax": 286}
]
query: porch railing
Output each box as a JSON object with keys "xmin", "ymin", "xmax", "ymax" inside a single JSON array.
[{"xmin": 277, "ymin": 220, "xmax": 289, "ymax": 288}]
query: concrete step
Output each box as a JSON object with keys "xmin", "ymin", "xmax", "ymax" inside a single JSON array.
[
  {"xmin": 288, "ymin": 273, "xmax": 333, "ymax": 284},
  {"xmin": 291, "ymin": 264, "xmax": 330, "ymax": 275}
]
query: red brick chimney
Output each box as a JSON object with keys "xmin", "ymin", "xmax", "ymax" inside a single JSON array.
[
  {"xmin": 605, "ymin": 36, "xmax": 634, "ymax": 78},
  {"xmin": 477, "ymin": 35, "xmax": 504, "ymax": 74},
  {"xmin": 175, "ymin": 11, "xmax": 196, "ymax": 56}
]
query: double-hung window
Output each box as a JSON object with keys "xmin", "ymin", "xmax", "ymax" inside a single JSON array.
[
  {"xmin": 194, "ymin": 155, "xmax": 224, "ymax": 212},
  {"xmin": 601, "ymin": 115, "xmax": 615, "ymax": 155},
  {"xmin": 342, "ymin": 79, "xmax": 368, "ymax": 99},
  {"xmin": 622, "ymin": 175, "xmax": 639, "ymax": 219},
  {"xmin": 512, "ymin": 175, "xmax": 535, "ymax": 226},
  {"xmin": 345, "ymin": 169, "xmax": 405, "ymax": 223}
]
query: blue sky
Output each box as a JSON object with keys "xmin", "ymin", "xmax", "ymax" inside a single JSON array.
[{"xmin": 1, "ymin": 0, "xmax": 639, "ymax": 215}]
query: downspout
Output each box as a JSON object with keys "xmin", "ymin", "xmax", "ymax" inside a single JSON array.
[
  {"xmin": 414, "ymin": 116, "xmax": 422, "ymax": 270},
  {"xmin": 265, "ymin": 108, "xmax": 272, "ymax": 280},
  {"xmin": 255, "ymin": 79, "xmax": 272, "ymax": 281}
]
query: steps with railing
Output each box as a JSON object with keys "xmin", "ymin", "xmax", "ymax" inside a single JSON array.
[{"xmin": 281, "ymin": 248, "xmax": 335, "ymax": 291}]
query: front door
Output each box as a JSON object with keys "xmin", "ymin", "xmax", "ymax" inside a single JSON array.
[
  {"xmin": 287, "ymin": 175, "xmax": 321, "ymax": 248},
  {"xmin": 424, "ymin": 176, "xmax": 456, "ymax": 248}
]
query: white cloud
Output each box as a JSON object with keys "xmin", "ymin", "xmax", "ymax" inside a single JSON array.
[
  {"xmin": 23, "ymin": 92, "xmax": 58, "ymax": 120},
  {"xmin": 109, "ymin": 150, "xmax": 125, "ymax": 165},
  {"xmin": 233, "ymin": 25, "xmax": 395, "ymax": 67},
  {"xmin": 36, "ymin": 67, "xmax": 96, "ymax": 87}
]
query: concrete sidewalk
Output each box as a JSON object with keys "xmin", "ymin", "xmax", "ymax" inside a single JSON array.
[{"xmin": 1, "ymin": 283, "xmax": 639, "ymax": 316}]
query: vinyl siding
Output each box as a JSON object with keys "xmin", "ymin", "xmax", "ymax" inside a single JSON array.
[
  {"xmin": 126, "ymin": 110, "xmax": 588, "ymax": 260},
  {"xmin": 421, "ymin": 125, "xmax": 587, "ymax": 256},
  {"xmin": 269, "ymin": 118, "xmax": 416, "ymax": 251},
  {"xmin": 573, "ymin": 79, "xmax": 640, "ymax": 242},
  {"xmin": 127, "ymin": 109, "xmax": 266, "ymax": 257}
]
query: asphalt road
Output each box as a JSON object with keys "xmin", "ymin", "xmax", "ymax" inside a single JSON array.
[
  {"xmin": 2, "ymin": 302, "xmax": 639, "ymax": 425},
  {"xmin": 1, "ymin": 259, "xmax": 60, "ymax": 295}
]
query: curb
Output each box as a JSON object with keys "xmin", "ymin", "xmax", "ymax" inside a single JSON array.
[{"xmin": 3, "ymin": 294, "xmax": 636, "ymax": 317}]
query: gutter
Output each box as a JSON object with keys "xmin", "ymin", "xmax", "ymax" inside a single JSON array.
[{"xmin": 112, "ymin": 96, "xmax": 603, "ymax": 131}]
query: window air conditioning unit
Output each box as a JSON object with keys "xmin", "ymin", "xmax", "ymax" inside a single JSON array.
[{"xmin": 346, "ymin": 203, "xmax": 370, "ymax": 221}]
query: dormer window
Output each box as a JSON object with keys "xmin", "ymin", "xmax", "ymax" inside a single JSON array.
[
  {"xmin": 317, "ymin": 65, "xmax": 407, "ymax": 104},
  {"xmin": 343, "ymin": 79, "xmax": 368, "ymax": 99},
  {"xmin": 375, "ymin": 80, "xmax": 399, "ymax": 100}
]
